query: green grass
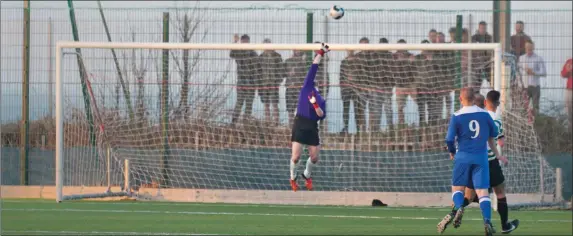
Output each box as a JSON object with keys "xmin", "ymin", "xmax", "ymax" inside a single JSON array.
[{"xmin": 2, "ymin": 199, "xmax": 572, "ymax": 235}]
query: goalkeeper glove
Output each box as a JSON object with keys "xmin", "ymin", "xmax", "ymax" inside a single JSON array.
[
  {"xmin": 315, "ymin": 42, "xmax": 330, "ymax": 57},
  {"xmin": 309, "ymin": 92, "xmax": 319, "ymax": 109}
]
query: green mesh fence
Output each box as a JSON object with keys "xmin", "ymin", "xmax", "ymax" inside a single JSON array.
[{"xmin": 0, "ymin": 6, "xmax": 571, "ymax": 199}]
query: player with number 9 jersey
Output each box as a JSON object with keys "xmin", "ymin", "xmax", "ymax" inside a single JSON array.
[
  {"xmin": 439, "ymin": 88, "xmax": 502, "ymax": 236},
  {"xmin": 446, "ymin": 106, "xmax": 498, "ymax": 167}
]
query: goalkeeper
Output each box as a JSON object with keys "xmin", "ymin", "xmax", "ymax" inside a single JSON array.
[
  {"xmin": 289, "ymin": 43, "xmax": 329, "ymax": 192},
  {"xmin": 459, "ymin": 90, "xmax": 520, "ymax": 234},
  {"xmin": 437, "ymin": 87, "xmax": 503, "ymax": 236}
]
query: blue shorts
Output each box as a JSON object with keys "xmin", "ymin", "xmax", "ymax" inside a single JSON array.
[{"xmin": 452, "ymin": 162, "xmax": 490, "ymax": 189}]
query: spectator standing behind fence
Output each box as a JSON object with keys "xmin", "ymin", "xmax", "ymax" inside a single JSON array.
[
  {"xmin": 428, "ymin": 29, "xmax": 438, "ymax": 43},
  {"xmin": 339, "ymin": 50, "xmax": 359, "ymax": 133},
  {"xmin": 259, "ymin": 38, "xmax": 285, "ymax": 125},
  {"xmin": 352, "ymin": 37, "xmax": 376, "ymax": 132},
  {"xmin": 284, "ymin": 50, "xmax": 307, "ymax": 126},
  {"xmin": 448, "ymin": 27, "xmax": 458, "ymax": 43},
  {"xmin": 471, "ymin": 21, "xmax": 493, "ymax": 90},
  {"xmin": 510, "ymin": 21, "xmax": 532, "ymax": 61},
  {"xmin": 230, "ymin": 34, "xmax": 261, "ymax": 125},
  {"xmin": 413, "ymin": 40, "xmax": 434, "ymax": 126},
  {"xmin": 518, "ymin": 40, "xmax": 546, "ymax": 115},
  {"xmin": 392, "ymin": 39, "xmax": 415, "ymax": 126},
  {"xmin": 412, "ymin": 41, "xmax": 443, "ymax": 145},
  {"xmin": 560, "ymin": 58, "xmax": 572, "ymax": 127},
  {"xmin": 437, "ymin": 32, "xmax": 446, "ymax": 43},
  {"xmin": 373, "ymin": 37, "xmax": 395, "ymax": 132}
]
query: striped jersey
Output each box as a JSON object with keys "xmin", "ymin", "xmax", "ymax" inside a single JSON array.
[{"xmin": 487, "ymin": 110, "xmax": 504, "ymax": 161}]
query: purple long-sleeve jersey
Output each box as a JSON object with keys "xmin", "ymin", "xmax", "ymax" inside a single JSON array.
[{"xmin": 296, "ymin": 64, "xmax": 326, "ymax": 121}]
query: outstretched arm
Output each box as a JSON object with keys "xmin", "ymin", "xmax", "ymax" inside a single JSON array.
[{"xmin": 302, "ymin": 43, "xmax": 330, "ymax": 88}]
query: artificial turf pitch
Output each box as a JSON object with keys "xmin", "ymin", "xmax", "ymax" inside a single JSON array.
[{"xmin": 2, "ymin": 199, "xmax": 571, "ymax": 235}]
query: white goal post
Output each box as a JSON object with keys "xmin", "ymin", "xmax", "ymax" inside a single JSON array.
[{"xmin": 55, "ymin": 41, "xmax": 559, "ymax": 207}]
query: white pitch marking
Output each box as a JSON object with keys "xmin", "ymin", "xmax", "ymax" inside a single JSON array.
[
  {"xmin": 3, "ymin": 208, "xmax": 572, "ymax": 223},
  {"xmin": 1, "ymin": 230, "xmax": 225, "ymax": 235},
  {"xmin": 2, "ymin": 200, "xmax": 569, "ymax": 214}
]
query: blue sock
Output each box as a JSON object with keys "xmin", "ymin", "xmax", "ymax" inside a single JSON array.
[
  {"xmin": 479, "ymin": 196, "xmax": 492, "ymax": 223},
  {"xmin": 452, "ymin": 191, "xmax": 464, "ymax": 210}
]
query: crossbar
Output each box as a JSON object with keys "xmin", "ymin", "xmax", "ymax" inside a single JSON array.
[{"xmin": 56, "ymin": 41, "xmax": 501, "ymax": 51}]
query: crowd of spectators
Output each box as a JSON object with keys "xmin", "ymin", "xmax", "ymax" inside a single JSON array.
[{"xmin": 228, "ymin": 20, "xmax": 571, "ymax": 133}]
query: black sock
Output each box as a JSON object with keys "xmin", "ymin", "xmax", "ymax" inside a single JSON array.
[
  {"xmin": 497, "ymin": 197, "xmax": 509, "ymax": 227},
  {"xmin": 462, "ymin": 198, "xmax": 470, "ymax": 207}
]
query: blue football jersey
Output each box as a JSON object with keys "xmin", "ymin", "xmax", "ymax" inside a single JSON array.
[{"xmin": 445, "ymin": 105, "xmax": 498, "ymax": 164}]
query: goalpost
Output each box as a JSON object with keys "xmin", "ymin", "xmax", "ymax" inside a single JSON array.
[{"xmin": 55, "ymin": 41, "xmax": 560, "ymax": 207}]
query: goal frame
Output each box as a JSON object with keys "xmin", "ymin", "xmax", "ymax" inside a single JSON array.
[{"xmin": 55, "ymin": 41, "xmax": 506, "ymax": 203}]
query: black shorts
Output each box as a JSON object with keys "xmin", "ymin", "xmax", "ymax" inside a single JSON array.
[
  {"xmin": 467, "ymin": 159, "xmax": 505, "ymax": 190},
  {"xmin": 291, "ymin": 115, "xmax": 320, "ymax": 146},
  {"xmin": 488, "ymin": 159, "xmax": 505, "ymax": 188}
]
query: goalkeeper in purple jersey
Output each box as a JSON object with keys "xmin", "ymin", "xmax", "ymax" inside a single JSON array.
[{"xmin": 289, "ymin": 43, "xmax": 329, "ymax": 192}]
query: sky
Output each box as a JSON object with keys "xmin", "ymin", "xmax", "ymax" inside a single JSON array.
[{"xmin": 1, "ymin": 1, "xmax": 572, "ymax": 131}]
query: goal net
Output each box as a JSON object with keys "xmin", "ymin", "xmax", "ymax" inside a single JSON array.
[{"xmin": 55, "ymin": 42, "xmax": 560, "ymax": 207}]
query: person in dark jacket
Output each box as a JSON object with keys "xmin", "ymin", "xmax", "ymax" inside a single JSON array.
[
  {"xmin": 230, "ymin": 34, "xmax": 262, "ymax": 124},
  {"xmin": 259, "ymin": 38, "xmax": 285, "ymax": 124},
  {"xmin": 471, "ymin": 21, "xmax": 493, "ymax": 90}
]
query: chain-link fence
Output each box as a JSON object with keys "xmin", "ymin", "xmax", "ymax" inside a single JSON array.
[{"xmin": 1, "ymin": 6, "xmax": 571, "ymax": 198}]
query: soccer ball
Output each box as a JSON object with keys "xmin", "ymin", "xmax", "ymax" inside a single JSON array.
[{"xmin": 329, "ymin": 5, "xmax": 344, "ymax": 20}]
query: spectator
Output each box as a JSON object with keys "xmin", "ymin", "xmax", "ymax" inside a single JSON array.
[
  {"xmin": 371, "ymin": 37, "xmax": 394, "ymax": 132},
  {"xmin": 413, "ymin": 40, "xmax": 433, "ymax": 125},
  {"xmin": 339, "ymin": 50, "xmax": 359, "ymax": 133},
  {"xmin": 435, "ymin": 32, "xmax": 448, "ymax": 57},
  {"xmin": 392, "ymin": 39, "xmax": 415, "ymax": 125},
  {"xmin": 428, "ymin": 29, "xmax": 438, "ymax": 43},
  {"xmin": 510, "ymin": 21, "xmax": 532, "ymax": 60},
  {"xmin": 259, "ymin": 38, "xmax": 285, "ymax": 125},
  {"xmin": 560, "ymin": 58, "xmax": 572, "ymax": 127},
  {"xmin": 284, "ymin": 50, "xmax": 307, "ymax": 126},
  {"xmin": 460, "ymin": 28, "xmax": 475, "ymax": 88},
  {"xmin": 462, "ymin": 28, "xmax": 469, "ymax": 43},
  {"xmin": 471, "ymin": 21, "xmax": 493, "ymax": 90},
  {"xmin": 432, "ymin": 43, "xmax": 455, "ymax": 118},
  {"xmin": 437, "ymin": 32, "xmax": 446, "ymax": 43},
  {"xmin": 518, "ymin": 40, "xmax": 546, "ymax": 114},
  {"xmin": 230, "ymin": 34, "xmax": 261, "ymax": 124},
  {"xmin": 448, "ymin": 27, "xmax": 457, "ymax": 43},
  {"xmin": 352, "ymin": 37, "xmax": 376, "ymax": 131}
]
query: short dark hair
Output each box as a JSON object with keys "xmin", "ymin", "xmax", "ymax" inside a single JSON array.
[
  {"xmin": 525, "ymin": 39, "xmax": 534, "ymax": 45},
  {"xmin": 429, "ymin": 29, "xmax": 437, "ymax": 33},
  {"xmin": 462, "ymin": 28, "xmax": 468, "ymax": 34},
  {"xmin": 474, "ymin": 93, "xmax": 485, "ymax": 109},
  {"xmin": 479, "ymin": 21, "xmax": 487, "ymax": 26},
  {"xmin": 379, "ymin": 37, "xmax": 389, "ymax": 43},
  {"xmin": 461, "ymin": 87, "xmax": 475, "ymax": 102},
  {"xmin": 359, "ymin": 37, "xmax": 370, "ymax": 43},
  {"xmin": 486, "ymin": 90, "xmax": 501, "ymax": 106},
  {"xmin": 240, "ymin": 34, "xmax": 250, "ymax": 41},
  {"xmin": 421, "ymin": 39, "xmax": 430, "ymax": 44},
  {"xmin": 397, "ymin": 39, "xmax": 406, "ymax": 44},
  {"xmin": 516, "ymin": 20, "xmax": 524, "ymax": 25},
  {"xmin": 438, "ymin": 32, "xmax": 445, "ymax": 37},
  {"xmin": 449, "ymin": 27, "xmax": 457, "ymax": 34}
]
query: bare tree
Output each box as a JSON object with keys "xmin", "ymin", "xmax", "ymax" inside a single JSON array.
[
  {"xmin": 170, "ymin": 2, "xmax": 209, "ymax": 121},
  {"xmin": 129, "ymin": 31, "xmax": 152, "ymax": 127}
]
